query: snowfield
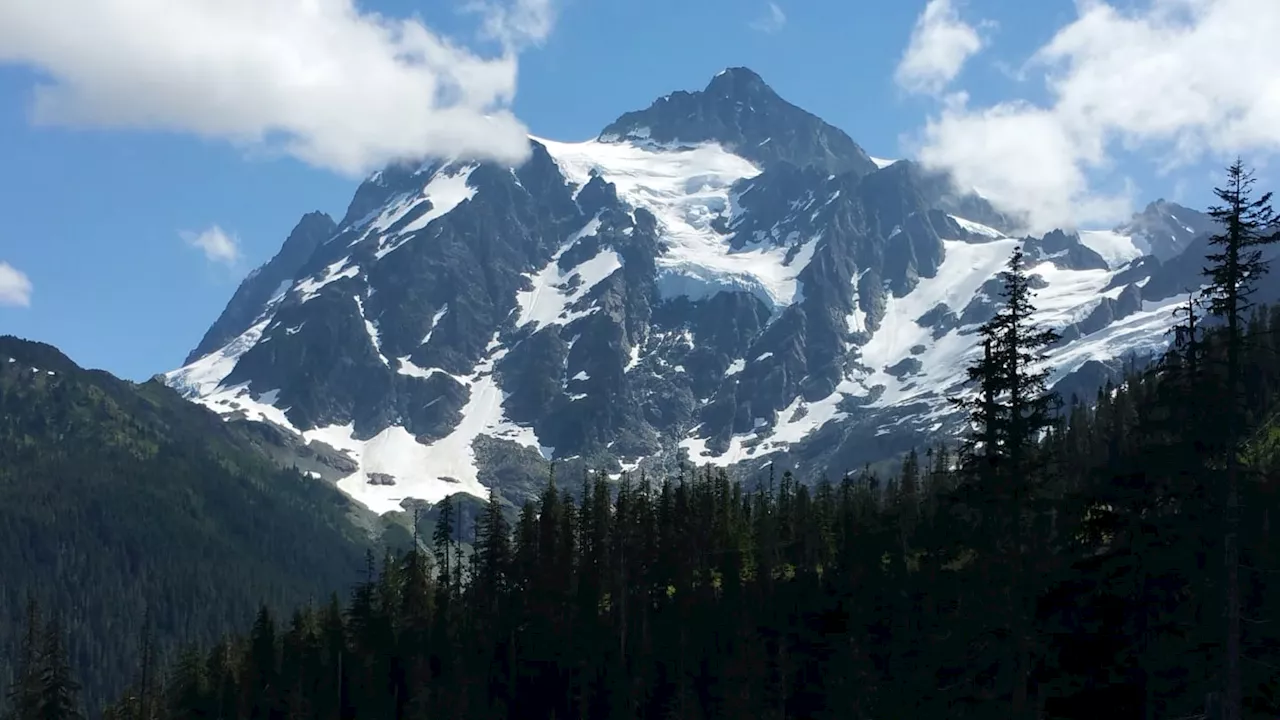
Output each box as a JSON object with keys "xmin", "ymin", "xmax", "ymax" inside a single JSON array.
[
  {"xmin": 1078, "ymin": 230, "xmax": 1144, "ymax": 269},
  {"xmin": 680, "ymin": 227, "xmax": 1181, "ymax": 467},
  {"xmin": 515, "ymin": 215, "xmax": 620, "ymax": 330},
  {"xmin": 536, "ymin": 137, "xmax": 822, "ymax": 311},
  {"xmin": 305, "ymin": 334, "xmax": 546, "ymax": 515}
]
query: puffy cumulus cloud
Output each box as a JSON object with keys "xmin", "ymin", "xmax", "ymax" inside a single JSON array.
[
  {"xmin": 895, "ymin": 0, "xmax": 987, "ymax": 96},
  {"xmin": 750, "ymin": 3, "xmax": 787, "ymax": 34},
  {"xmin": 0, "ymin": 263, "xmax": 33, "ymax": 308},
  {"xmin": 181, "ymin": 226, "xmax": 241, "ymax": 267},
  {"xmin": 0, "ymin": 0, "xmax": 558, "ymax": 176},
  {"xmin": 913, "ymin": 93, "xmax": 1132, "ymax": 231},
  {"xmin": 906, "ymin": 0, "xmax": 1280, "ymax": 233}
]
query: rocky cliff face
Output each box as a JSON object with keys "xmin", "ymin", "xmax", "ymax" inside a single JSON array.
[
  {"xmin": 185, "ymin": 212, "xmax": 337, "ymax": 364},
  {"xmin": 1118, "ymin": 199, "xmax": 1221, "ymax": 261},
  {"xmin": 166, "ymin": 68, "xmax": 1225, "ymax": 514}
]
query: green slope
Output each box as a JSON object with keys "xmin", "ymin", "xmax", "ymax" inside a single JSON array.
[{"xmin": 0, "ymin": 336, "xmax": 373, "ymax": 711}]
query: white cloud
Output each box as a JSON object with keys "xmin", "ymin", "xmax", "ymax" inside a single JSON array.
[
  {"xmin": 0, "ymin": 263, "xmax": 33, "ymax": 308},
  {"xmin": 0, "ymin": 0, "xmax": 558, "ymax": 176},
  {"xmin": 907, "ymin": 0, "xmax": 1280, "ymax": 233},
  {"xmin": 750, "ymin": 2, "xmax": 787, "ymax": 34},
  {"xmin": 466, "ymin": 0, "xmax": 556, "ymax": 50},
  {"xmin": 182, "ymin": 226, "xmax": 241, "ymax": 267},
  {"xmin": 895, "ymin": 0, "xmax": 986, "ymax": 95}
]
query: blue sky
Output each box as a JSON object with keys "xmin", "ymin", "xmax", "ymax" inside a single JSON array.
[{"xmin": 0, "ymin": 0, "xmax": 1276, "ymax": 380}]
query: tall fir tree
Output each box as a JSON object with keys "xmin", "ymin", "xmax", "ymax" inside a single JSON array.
[
  {"xmin": 1201, "ymin": 158, "xmax": 1279, "ymax": 720},
  {"xmin": 36, "ymin": 619, "xmax": 82, "ymax": 720},
  {"xmin": 951, "ymin": 245, "xmax": 1061, "ymax": 719},
  {"xmin": 432, "ymin": 495, "xmax": 456, "ymax": 599}
]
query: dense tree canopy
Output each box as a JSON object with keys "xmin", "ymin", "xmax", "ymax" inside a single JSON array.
[{"xmin": 0, "ymin": 338, "xmax": 374, "ymax": 712}]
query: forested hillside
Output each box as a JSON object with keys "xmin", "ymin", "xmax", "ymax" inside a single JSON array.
[{"xmin": 0, "ymin": 338, "xmax": 374, "ymax": 710}]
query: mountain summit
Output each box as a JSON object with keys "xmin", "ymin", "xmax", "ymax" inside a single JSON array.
[
  {"xmin": 1116, "ymin": 198, "xmax": 1219, "ymax": 260},
  {"xmin": 599, "ymin": 67, "xmax": 880, "ymax": 177},
  {"xmin": 167, "ymin": 68, "xmax": 1221, "ymax": 515},
  {"xmin": 186, "ymin": 211, "xmax": 337, "ymax": 364}
]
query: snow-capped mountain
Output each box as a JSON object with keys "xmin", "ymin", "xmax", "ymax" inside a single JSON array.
[
  {"xmin": 1117, "ymin": 199, "xmax": 1221, "ymax": 261},
  {"xmin": 166, "ymin": 67, "xmax": 1221, "ymax": 514}
]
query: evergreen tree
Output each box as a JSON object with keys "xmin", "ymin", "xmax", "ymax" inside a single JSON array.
[
  {"xmin": 132, "ymin": 608, "xmax": 159, "ymax": 720},
  {"xmin": 1201, "ymin": 158, "xmax": 1279, "ymax": 720},
  {"xmin": 36, "ymin": 619, "xmax": 82, "ymax": 720},
  {"xmin": 432, "ymin": 495, "xmax": 456, "ymax": 597},
  {"xmin": 952, "ymin": 245, "xmax": 1061, "ymax": 719},
  {"xmin": 163, "ymin": 647, "xmax": 209, "ymax": 720},
  {"xmin": 475, "ymin": 487, "xmax": 512, "ymax": 609},
  {"xmin": 246, "ymin": 606, "xmax": 279, "ymax": 720}
]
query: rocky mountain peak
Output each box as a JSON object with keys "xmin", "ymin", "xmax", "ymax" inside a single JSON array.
[
  {"xmin": 597, "ymin": 67, "xmax": 879, "ymax": 177},
  {"xmin": 1115, "ymin": 198, "xmax": 1217, "ymax": 261},
  {"xmin": 704, "ymin": 66, "xmax": 773, "ymax": 98},
  {"xmin": 184, "ymin": 210, "xmax": 337, "ymax": 364}
]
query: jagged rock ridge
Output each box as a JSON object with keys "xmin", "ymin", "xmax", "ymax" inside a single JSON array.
[{"xmin": 165, "ymin": 68, "xmax": 1224, "ymax": 514}]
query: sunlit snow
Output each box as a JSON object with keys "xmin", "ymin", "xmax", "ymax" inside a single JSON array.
[
  {"xmin": 353, "ymin": 295, "xmax": 389, "ymax": 366},
  {"xmin": 166, "ymin": 273, "xmax": 300, "ymax": 395},
  {"xmin": 396, "ymin": 356, "xmax": 467, "ymax": 384},
  {"xmin": 515, "ymin": 216, "xmax": 622, "ymax": 329},
  {"xmin": 683, "ymin": 228, "xmax": 1178, "ymax": 466},
  {"xmin": 1046, "ymin": 296, "xmax": 1183, "ymax": 385},
  {"xmin": 199, "ymin": 383, "xmax": 297, "ymax": 430},
  {"xmin": 421, "ymin": 305, "xmax": 448, "ymax": 345},
  {"xmin": 1078, "ymin": 230, "xmax": 1144, "ymax": 269},
  {"xmin": 306, "ymin": 334, "xmax": 543, "ymax": 514},
  {"xmin": 296, "ymin": 259, "xmax": 360, "ymax": 303},
  {"xmin": 681, "ymin": 385, "xmax": 852, "ymax": 467},
  {"xmin": 863, "ymin": 239, "xmax": 1012, "ymax": 386},
  {"xmin": 165, "ymin": 318, "xmax": 271, "ymax": 398},
  {"xmin": 949, "ymin": 215, "xmax": 1006, "ymax": 239},
  {"xmin": 375, "ymin": 165, "xmax": 478, "ymax": 259},
  {"xmin": 536, "ymin": 137, "xmax": 819, "ymax": 310}
]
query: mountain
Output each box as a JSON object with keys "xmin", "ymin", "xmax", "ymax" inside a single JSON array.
[
  {"xmin": 0, "ymin": 336, "xmax": 377, "ymax": 709},
  {"xmin": 165, "ymin": 68, "xmax": 1226, "ymax": 515},
  {"xmin": 186, "ymin": 211, "xmax": 337, "ymax": 364},
  {"xmin": 1116, "ymin": 198, "xmax": 1221, "ymax": 261},
  {"xmin": 599, "ymin": 66, "xmax": 881, "ymax": 177}
]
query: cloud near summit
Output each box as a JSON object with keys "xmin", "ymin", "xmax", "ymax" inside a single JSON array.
[
  {"xmin": 0, "ymin": 0, "xmax": 557, "ymax": 177},
  {"xmin": 182, "ymin": 226, "xmax": 242, "ymax": 268},
  {"xmin": 895, "ymin": 0, "xmax": 987, "ymax": 96},
  {"xmin": 898, "ymin": 0, "xmax": 1280, "ymax": 234}
]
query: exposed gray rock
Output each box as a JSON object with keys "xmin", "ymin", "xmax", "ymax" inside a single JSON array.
[
  {"xmin": 600, "ymin": 67, "xmax": 880, "ymax": 177},
  {"xmin": 186, "ymin": 212, "xmax": 336, "ymax": 364},
  {"xmin": 1117, "ymin": 199, "xmax": 1218, "ymax": 260},
  {"xmin": 167, "ymin": 66, "xmax": 1269, "ymax": 512}
]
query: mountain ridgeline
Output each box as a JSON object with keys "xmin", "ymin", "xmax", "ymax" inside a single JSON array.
[{"xmin": 166, "ymin": 67, "xmax": 1233, "ymax": 517}]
